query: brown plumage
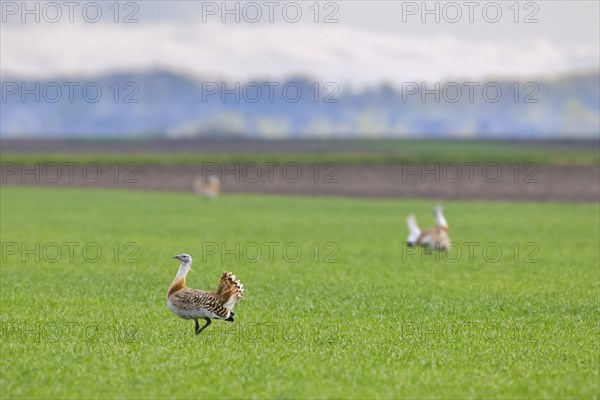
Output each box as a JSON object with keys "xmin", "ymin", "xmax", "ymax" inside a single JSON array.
[
  {"xmin": 194, "ymin": 174, "xmax": 220, "ymax": 199},
  {"xmin": 167, "ymin": 254, "xmax": 244, "ymax": 334},
  {"xmin": 414, "ymin": 227, "xmax": 449, "ymax": 249},
  {"xmin": 216, "ymin": 272, "xmax": 244, "ymax": 305},
  {"xmin": 407, "ymin": 206, "xmax": 451, "ymax": 250}
]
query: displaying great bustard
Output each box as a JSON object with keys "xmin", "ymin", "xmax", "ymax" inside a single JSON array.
[
  {"xmin": 167, "ymin": 254, "xmax": 244, "ymax": 334},
  {"xmin": 194, "ymin": 175, "xmax": 221, "ymax": 199},
  {"xmin": 406, "ymin": 206, "xmax": 451, "ymax": 250}
]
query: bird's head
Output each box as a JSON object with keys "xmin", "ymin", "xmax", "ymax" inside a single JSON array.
[{"xmin": 172, "ymin": 254, "xmax": 193, "ymax": 265}]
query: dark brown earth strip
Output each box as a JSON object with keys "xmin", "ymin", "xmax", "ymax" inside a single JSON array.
[{"xmin": 1, "ymin": 163, "xmax": 598, "ymax": 202}]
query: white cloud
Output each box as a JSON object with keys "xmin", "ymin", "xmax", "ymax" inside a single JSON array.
[{"xmin": 1, "ymin": 21, "xmax": 598, "ymax": 88}]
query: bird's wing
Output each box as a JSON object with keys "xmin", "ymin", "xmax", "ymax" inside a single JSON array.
[{"xmin": 170, "ymin": 288, "xmax": 229, "ymax": 319}]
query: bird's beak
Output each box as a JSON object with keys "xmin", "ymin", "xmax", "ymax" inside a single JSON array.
[{"xmin": 172, "ymin": 255, "xmax": 180, "ymax": 260}]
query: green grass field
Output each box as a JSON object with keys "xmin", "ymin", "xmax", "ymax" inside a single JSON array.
[
  {"xmin": 2, "ymin": 139, "xmax": 599, "ymax": 165},
  {"xmin": 1, "ymin": 186, "xmax": 598, "ymax": 399}
]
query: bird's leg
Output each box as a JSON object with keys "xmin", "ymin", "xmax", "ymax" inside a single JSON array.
[
  {"xmin": 196, "ymin": 318, "xmax": 211, "ymax": 335},
  {"xmin": 194, "ymin": 319, "xmax": 200, "ymax": 334}
]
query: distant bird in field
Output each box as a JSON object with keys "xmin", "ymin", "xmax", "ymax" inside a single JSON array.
[
  {"xmin": 406, "ymin": 206, "xmax": 451, "ymax": 250},
  {"xmin": 167, "ymin": 254, "xmax": 244, "ymax": 335},
  {"xmin": 194, "ymin": 175, "xmax": 221, "ymax": 199}
]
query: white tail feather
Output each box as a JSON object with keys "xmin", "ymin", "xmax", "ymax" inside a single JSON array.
[
  {"xmin": 406, "ymin": 214, "xmax": 421, "ymax": 244},
  {"xmin": 434, "ymin": 206, "xmax": 448, "ymax": 229}
]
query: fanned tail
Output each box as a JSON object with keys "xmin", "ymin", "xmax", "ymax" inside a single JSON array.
[{"xmin": 216, "ymin": 272, "xmax": 244, "ymax": 310}]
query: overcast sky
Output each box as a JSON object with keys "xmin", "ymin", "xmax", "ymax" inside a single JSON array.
[{"xmin": 2, "ymin": 1, "xmax": 598, "ymax": 87}]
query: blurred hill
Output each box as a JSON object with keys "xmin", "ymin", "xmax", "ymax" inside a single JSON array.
[{"xmin": 1, "ymin": 70, "xmax": 598, "ymax": 139}]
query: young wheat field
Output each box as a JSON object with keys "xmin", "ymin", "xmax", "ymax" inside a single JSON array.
[{"xmin": 0, "ymin": 186, "xmax": 598, "ymax": 398}]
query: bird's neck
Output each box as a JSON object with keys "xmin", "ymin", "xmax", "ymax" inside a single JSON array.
[{"xmin": 168, "ymin": 263, "xmax": 190, "ymax": 298}]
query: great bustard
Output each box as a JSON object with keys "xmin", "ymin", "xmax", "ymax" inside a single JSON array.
[
  {"xmin": 406, "ymin": 206, "xmax": 451, "ymax": 250},
  {"xmin": 167, "ymin": 254, "xmax": 244, "ymax": 334},
  {"xmin": 194, "ymin": 175, "xmax": 221, "ymax": 199}
]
